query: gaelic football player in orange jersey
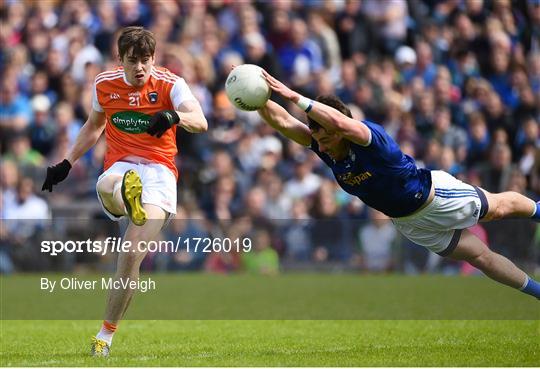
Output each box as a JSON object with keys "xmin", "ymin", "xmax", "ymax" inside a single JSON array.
[{"xmin": 42, "ymin": 27, "xmax": 208, "ymax": 356}]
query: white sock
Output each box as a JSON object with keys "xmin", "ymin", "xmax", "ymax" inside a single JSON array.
[
  {"xmin": 96, "ymin": 326, "xmax": 114, "ymax": 345},
  {"xmin": 519, "ymin": 276, "xmax": 529, "ymax": 291},
  {"xmin": 530, "ymin": 200, "xmax": 537, "ymax": 217}
]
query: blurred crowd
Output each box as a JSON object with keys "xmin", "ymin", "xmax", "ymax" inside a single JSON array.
[{"xmin": 1, "ymin": 0, "xmax": 539, "ymax": 274}]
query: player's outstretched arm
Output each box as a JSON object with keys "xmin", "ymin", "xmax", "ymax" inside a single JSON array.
[
  {"xmin": 263, "ymin": 70, "xmax": 371, "ymax": 146},
  {"xmin": 258, "ymin": 99, "xmax": 312, "ymax": 146},
  {"xmin": 42, "ymin": 109, "xmax": 106, "ymax": 192}
]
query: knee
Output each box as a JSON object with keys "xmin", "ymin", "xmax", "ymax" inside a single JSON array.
[
  {"xmin": 117, "ymin": 250, "xmax": 146, "ymax": 275},
  {"xmin": 97, "ymin": 175, "xmax": 122, "ymax": 196},
  {"xmin": 97, "ymin": 178, "xmax": 113, "ymax": 196},
  {"xmin": 490, "ymin": 202, "xmax": 506, "ymax": 220},
  {"xmin": 484, "ymin": 193, "xmax": 508, "ymax": 220}
]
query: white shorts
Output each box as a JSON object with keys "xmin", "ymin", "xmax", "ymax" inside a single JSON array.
[
  {"xmin": 96, "ymin": 161, "xmax": 177, "ymax": 222},
  {"xmin": 392, "ymin": 171, "xmax": 488, "ymax": 255}
]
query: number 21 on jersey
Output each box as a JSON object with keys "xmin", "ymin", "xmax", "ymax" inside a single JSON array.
[{"xmin": 129, "ymin": 96, "xmax": 140, "ymax": 106}]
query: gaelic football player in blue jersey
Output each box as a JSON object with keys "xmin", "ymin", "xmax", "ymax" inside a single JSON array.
[{"xmin": 258, "ymin": 70, "xmax": 540, "ymax": 300}]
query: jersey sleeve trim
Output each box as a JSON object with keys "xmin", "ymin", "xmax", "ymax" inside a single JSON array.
[
  {"xmin": 360, "ymin": 126, "xmax": 372, "ymax": 147},
  {"xmin": 92, "ymin": 82, "xmax": 104, "ymax": 112},
  {"xmin": 170, "ymin": 78, "xmax": 197, "ymax": 109}
]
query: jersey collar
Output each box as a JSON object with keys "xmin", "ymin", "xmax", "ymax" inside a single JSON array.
[{"xmin": 331, "ymin": 148, "xmax": 355, "ymax": 166}]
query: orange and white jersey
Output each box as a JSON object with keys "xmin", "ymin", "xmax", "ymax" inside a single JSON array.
[{"xmin": 92, "ymin": 66, "xmax": 196, "ymax": 179}]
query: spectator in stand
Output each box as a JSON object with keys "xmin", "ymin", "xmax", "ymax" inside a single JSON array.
[
  {"xmin": 159, "ymin": 206, "xmax": 208, "ymax": 272},
  {"xmin": 423, "ymin": 139, "xmax": 443, "ymax": 170},
  {"xmin": 514, "ymin": 117, "xmax": 540, "ymax": 157},
  {"xmin": 4, "ymin": 133, "xmax": 44, "ymax": 172},
  {"xmin": 278, "ymin": 17, "xmax": 323, "ymax": 90},
  {"xmin": 282, "ymin": 199, "xmax": 313, "ymax": 262},
  {"xmin": 54, "ymin": 101, "xmax": 82, "ymax": 148},
  {"xmin": 431, "ymin": 105, "xmax": 468, "ymax": 163},
  {"xmin": 263, "ymin": 174, "xmax": 292, "ymax": 220},
  {"xmin": 413, "ymin": 90, "xmax": 436, "ymax": 136},
  {"xmin": 483, "ymin": 89, "xmax": 513, "ymax": 137},
  {"xmin": 4, "ymin": 177, "xmax": 49, "ymax": 221},
  {"xmin": 265, "ymin": 8, "xmax": 292, "ymax": 55},
  {"xmin": 362, "ymin": 0, "xmax": 408, "ymax": 55},
  {"xmin": 29, "ymin": 94, "xmax": 56, "ymax": 157},
  {"xmin": 0, "ymin": 78, "xmax": 32, "ymax": 151},
  {"xmin": 243, "ymin": 186, "xmax": 270, "ymax": 228},
  {"xmin": 528, "ymin": 53, "xmax": 540, "ymax": 94},
  {"xmin": 242, "ymin": 228, "xmax": 279, "ymax": 275},
  {"xmin": 438, "ymin": 146, "xmax": 463, "ymax": 177},
  {"xmin": 397, "ymin": 111, "xmax": 424, "ymax": 157},
  {"xmin": 467, "ymin": 111, "xmax": 491, "ymax": 167},
  {"xmin": 335, "ymin": 0, "xmax": 376, "ymax": 66},
  {"xmin": 403, "ymin": 40, "xmax": 438, "ymax": 87},
  {"xmin": 243, "ymin": 32, "xmax": 284, "ymax": 83},
  {"xmin": 311, "ymin": 180, "xmax": 349, "ymax": 261},
  {"xmin": 307, "ymin": 10, "xmax": 342, "ymax": 84},
  {"xmin": 284, "ymin": 158, "xmax": 322, "ymax": 200},
  {"xmin": 0, "ymin": 160, "xmax": 19, "ymax": 211},
  {"xmin": 488, "ymin": 40, "xmax": 518, "ymax": 109},
  {"xmin": 3, "ymin": 177, "xmax": 50, "ymax": 273},
  {"xmin": 477, "ymin": 143, "xmax": 515, "ymax": 193},
  {"xmin": 357, "ymin": 209, "xmax": 398, "ymax": 272}
]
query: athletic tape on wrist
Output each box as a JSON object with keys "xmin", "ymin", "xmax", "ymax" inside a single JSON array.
[{"xmin": 297, "ymin": 96, "xmax": 313, "ymax": 113}]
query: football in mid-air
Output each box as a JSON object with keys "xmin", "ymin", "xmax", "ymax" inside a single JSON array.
[{"xmin": 225, "ymin": 64, "xmax": 270, "ymax": 111}]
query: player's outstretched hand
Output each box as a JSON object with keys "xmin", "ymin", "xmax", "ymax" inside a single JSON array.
[
  {"xmin": 42, "ymin": 159, "xmax": 72, "ymax": 192},
  {"xmin": 147, "ymin": 110, "xmax": 180, "ymax": 138},
  {"xmin": 262, "ymin": 69, "xmax": 299, "ymax": 102}
]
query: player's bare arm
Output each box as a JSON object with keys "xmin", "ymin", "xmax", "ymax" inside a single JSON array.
[
  {"xmin": 258, "ymin": 100, "xmax": 311, "ymax": 146},
  {"xmin": 263, "ymin": 70, "xmax": 371, "ymax": 146},
  {"xmin": 147, "ymin": 100, "xmax": 207, "ymax": 138},
  {"xmin": 67, "ymin": 109, "xmax": 106, "ymax": 164},
  {"xmin": 42, "ymin": 109, "xmax": 106, "ymax": 192},
  {"xmin": 176, "ymin": 100, "xmax": 208, "ymax": 133}
]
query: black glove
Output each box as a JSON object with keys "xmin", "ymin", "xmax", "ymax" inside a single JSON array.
[
  {"xmin": 146, "ymin": 110, "xmax": 180, "ymax": 138},
  {"xmin": 42, "ymin": 159, "xmax": 72, "ymax": 192}
]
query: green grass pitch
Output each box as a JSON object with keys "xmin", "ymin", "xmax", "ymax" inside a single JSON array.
[
  {"xmin": 1, "ymin": 274, "xmax": 539, "ymax": 366},
  {"xmin": 1, "ymin": 320, "xmax": 539, "ymax": 366}
]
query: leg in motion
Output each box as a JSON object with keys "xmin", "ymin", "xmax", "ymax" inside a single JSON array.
[
  {"xmin": 96, "ymin": 174, "xmax": 126, "ymax": 217},
  {"xmin": 447, "ymin": 229, "xmax": 540, "ymax": 299},
  {"xmin": 479, "ymin": 188, "xmax": 539, "ymax": 221},
  {"xmin": 96, "ymin": 170, "xmax": 148, "ymax": 225},
  {"xmin": 92, "ymin": 204, "xmax": 167, "ymax": 356}
]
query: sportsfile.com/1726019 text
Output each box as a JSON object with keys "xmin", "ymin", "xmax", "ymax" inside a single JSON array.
[{"xmin": 40, "ymin": 237, "xmax": 253, "ymax": 256}]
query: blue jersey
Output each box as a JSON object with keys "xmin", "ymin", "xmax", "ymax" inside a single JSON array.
[{"xmin": 310, "ymin": 120, "xmax": 432, "ymax": 218}]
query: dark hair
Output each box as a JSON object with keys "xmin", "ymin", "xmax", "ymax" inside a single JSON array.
[
  {"xmin": 307, "ymin": 95, "xmax": 352, "ymax": 131},
  {"xmin": 117, "ymin": 27, "xmax": 156, "ymax": 60}
]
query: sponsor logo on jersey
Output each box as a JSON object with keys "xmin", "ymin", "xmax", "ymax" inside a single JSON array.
[
  {"xmin": 110, "ymin": 93, "xmax": 120, "ymax": 100},
  {"xmin": 148, "ymin": 91, "xmax": 158, "ymax": 104},
  {"xmin": 111, "ymin": 111, "xmax": 152, "ymax": 134},
  {"xmin": 338, "ymin": 171, "xmax": 372, "ymax": 186}
]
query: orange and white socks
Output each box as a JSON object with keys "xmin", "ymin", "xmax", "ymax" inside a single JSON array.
[{"xmin": 96, "ymin": 320, "xmax": 117, "ymax": 345}]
